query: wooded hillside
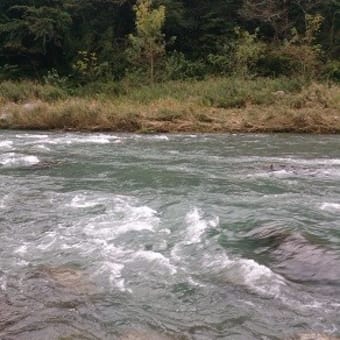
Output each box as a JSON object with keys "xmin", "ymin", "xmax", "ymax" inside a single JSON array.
[{"xmin": 0, "ymin": 0, "xmax": 339, "ymax": 82}]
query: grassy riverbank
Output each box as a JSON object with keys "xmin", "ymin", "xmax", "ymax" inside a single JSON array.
[{"xmin": 0, "ymin": 77, "xmax": 339, "ymax": 133}]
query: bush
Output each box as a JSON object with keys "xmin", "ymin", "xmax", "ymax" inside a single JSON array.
[
  {"xmin": 163, "ymin": 52, "xmax": 207, "ymax": 80},
  {"xmin": 200, "ymin": 77, "xmax": 303, "ymax": 108},
  {"xmin": 322, "ymin": 60, "xmax": 340, "ymax": 83},
  {"xmin": 0, "ymin": 64, "xmax": 21, "ymax": 80},
  {"xmin": 0, "ymin": 80, "xmax": 67, "ymax": 102},
  {"xmin": 232, "ymin": 27, "xmax": 266, "ymax": 77},
  {"xmin": 0, "ymin": 81, "xmax": 31, "ymax": 102},
  {"xmin": 43, "ymin": 69, "xmax": 69, "ymax": 88},
  {"xmin": 257, "ymin": 51, "xmax": 296, "ymax": 77},
  {"xmin": 72, "ymin": 81, "xmax": 125, "ymax": 98},
  {"xmin": 207, "ymin": 53, "xmax": 232, "ymax": 76}
]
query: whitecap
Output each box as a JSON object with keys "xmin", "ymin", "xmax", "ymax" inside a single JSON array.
[
  {"xmin": 171, "ymin": 208, "xmax": 219, "ymax": 261},
  {"xmin": 15, "ymin": 134, "xmax": 49, "ymax": 139},
  {"xmin": 70, "ymin": 194, "xmax": 103, "ymax": 208},
  {"xmin": 204, "ymin": 253, "xmax": 286, "ymax": 297},
  {"xmin": 0, "ymin": 194, "xmax": 8, "ymax": 209},
  {"xmin": 231, "ymin": 258, "xmax": 285, "ymax": 297},
  {"xmin": 81, "ymin": 195, "xmax": 159, "ymax": 239},
  {"xmin": 95, "ymin": 261, "xmax": 128, "ymax": 292},
  {"xmin": 84, "ymin": 220, "xmax": 155, "ymax": 240},
  {"xmin": 131, "ymin": 250, "xmax": 177, "ymax": 275},
  {"xmin": 16, "ymin": 259, "xmax": 29, "ymax": 267},
  {"xmin": 95, "ymin": 241, "xmax": 128, "ymax": 260},
  {"xmin": 112, "ymin": 201, "xmax": 159, "ymax": 233},
  {"xmin": 0, "ymin": 275, "xmax": 7, "ymax": 291},
  {"xmin": 36, "ymin": 231, "xmax": 57, "ymax": 250},
  {"xmin": 170, "ymin": 243, "xmax": 184, "ymax": 263},
  {"xmin": 320, "ymin": 202, "xmax": 340, "ymax": 211},
  {"xmin": 127, "ymin": 205, "xmax": 158, "ymax": 219},
  {"xmin": 116, "ymin": 220, "xmax": 155, "ymax": 234},
  {"xmin": 0, "ymin": 140, "xmax": 13, "ymax": 149},
  {"xmin": 54, "ymin": 134, "xmax": 120, "ymax": 145},
  {"xmin": 79, "ymin": 136, "xmax": 111, "ymax": 144},
  {"xmin": 185, "ymin": 208, "xmax": 218, "ymax": 244},
  {"xmin": 34, "ymin": 144, "xmax": 51, "ymax": 151},
  {"xmin": 0, "ymin": 153, "xmax": 40, "ymax": 167},
  {"xmin": 152, "ymin": 135, "xmax": 169, "ymax": 141},
  {"xmin": 14, "ymin": 244, "xmax": 28, "ymax": 255}
]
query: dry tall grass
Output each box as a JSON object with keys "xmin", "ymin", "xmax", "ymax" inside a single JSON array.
[{"xmin": 0, "ymin": 78, "xmax": 339, "ymax": 133}]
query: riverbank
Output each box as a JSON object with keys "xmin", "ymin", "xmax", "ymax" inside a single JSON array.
[{"xmin": 0, "ymin": 78, "xmax": 339, "ymax": 133}]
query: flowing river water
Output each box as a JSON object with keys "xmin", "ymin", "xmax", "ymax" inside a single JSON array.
[{"xmin": 0, "ymin": 131, "xmax": 340, "ymax": 340}]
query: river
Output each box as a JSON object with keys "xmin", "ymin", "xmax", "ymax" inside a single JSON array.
[{"xmin": 0, "ymin": 131, "xmax": 340, "ymax": 339}]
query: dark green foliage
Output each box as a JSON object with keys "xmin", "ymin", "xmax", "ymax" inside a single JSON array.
[
  {"xmin": 164, "ymin": 52, "xmax": 207, "ymax": 80},
  {"xmin": 0, "ymin": 0, "xmax": 72, "ymax": 75},
  {"xmin": 0, "ymin": 80, "xmax": 67, "ymax": 102},
  {"xmin": 0, "ymin": 0, "xmax": 338, "ymax": 82},
  {"xmin": 323, "ymin": 60, "xmax": 340, "ymax": 82}
]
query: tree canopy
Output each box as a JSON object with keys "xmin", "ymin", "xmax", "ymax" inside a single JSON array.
[{"xmin": 0, "ymin": 0, "xmax": 339, "ymax": 80}]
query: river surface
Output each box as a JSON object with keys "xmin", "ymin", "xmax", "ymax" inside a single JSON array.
[{"xmin": 0, "ymin": 131, "xmax": 340, "ymax": 340}]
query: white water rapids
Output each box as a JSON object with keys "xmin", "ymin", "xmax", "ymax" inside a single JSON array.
[{"xmin": 0, "ymin": 131, "xmax": 340, "ymax": 339}]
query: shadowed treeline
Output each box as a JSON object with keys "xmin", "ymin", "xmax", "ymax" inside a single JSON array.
[{"xmin": 0, "ymin": 0, "xmax": 339, "ymax": 82}]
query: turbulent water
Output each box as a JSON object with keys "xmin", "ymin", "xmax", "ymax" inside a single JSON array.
[{"xmin": 0, "ymin": 131, "xmax": 340, "ymax": 340}]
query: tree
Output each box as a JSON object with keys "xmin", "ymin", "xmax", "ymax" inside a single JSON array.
[
  {"xmin": 128, "ymin": 0, "xmax": 166, "ymax": 83},
  {"xmin": 0, "ymin": 0, "xmax": 72, "ymax": 75},
  {"xmin": 322, "ymin": 0, "xmax": 340, "ymax": 56},
  {"xmin": 168, "ymin": 0, "xmax": 242, "ymax": 58},
  {"xmin": 233, "ymin": 27, "xmax": 266, "ymax": 77},
  {"xmin": 240, "ymin": 0, "xmax": 326, "ymax": 41}
]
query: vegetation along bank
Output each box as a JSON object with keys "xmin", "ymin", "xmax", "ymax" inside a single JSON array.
[{"xmin": 0, "ymin": 0, "xmax": 339, "ymax": 133}]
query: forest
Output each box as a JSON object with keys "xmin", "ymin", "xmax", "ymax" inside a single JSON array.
[{"xmin": 0, "ymin": 0, "xmax": 339, "ymax": 82}]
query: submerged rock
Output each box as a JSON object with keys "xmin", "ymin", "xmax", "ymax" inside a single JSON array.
[
  {"xmin": 243, "ymin": 226, "xmax": 340, "ymax": 284},
  {"xmin": 35, "ymin": 265, "xmax": 95, "ymax": 294}
]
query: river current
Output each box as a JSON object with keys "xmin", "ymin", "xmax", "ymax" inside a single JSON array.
[{"xmin": 0, "ymin": 131, "xmax": 339, "ymax": 339}]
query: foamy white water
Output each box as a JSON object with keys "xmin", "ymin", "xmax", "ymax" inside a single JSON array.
[
  {"xmin": 95, "ymin": 261, "xmax": 127, "ymax": 291},
  {"xmin": 132, "ymin": 250, "xmax": 177, "ymax": 275},
  {"xmin": 184, "ymin": 208, "xmax": 218, "ymax": 244},
  {"xmin": 34, "ymin": 144, "xmax": 51, "ymax": 151},
  {"xmin": 0, "ymin": 275, "xmax": 7, "ymax": 291},
  {"xmin": 207, "ymin": 255, "xmax": 286, "ymax": 297},
  {"xmin": 1, "ymin": 131, "xmax": 340, "ymax": 339},
  {"xmin": 320, "ymin": 202, "xmax": 340, "ymax": 211},
  {"xmin": 53, "ymin": 134, "xmax": 121, "ymax": 145},
  {"xmin": 69, "ymin": 193, "xmax": 103, "ymax": 208},
  {"xmin": 15, "ymin": 134, "xmax": 49, "ymax": 139},
  {"xmin": 0, "ymin": 140, "xmax": 13, "ymax": 149},
  {"xmin": 152, "ymin": 135, "xmax": 169, "ymax": 141},
  {"xmin": 0, "ymin": 194, "xmax": 8, "ymax": 208},
  {"xmin": 0, "ymin": 153, "xmax": 40, "ymax": 166}
]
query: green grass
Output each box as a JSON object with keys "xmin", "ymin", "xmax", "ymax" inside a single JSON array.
[
  {"xmin": 0, "ymin": 77, "xmax": 303, "ymax": 105},
  {"xmin": 0, "ymin": 77, "xmax": 339, "ymax": 133},
  {"xmin": 0, "ymin": 80, "xmax": 68, "ymax": 103}
]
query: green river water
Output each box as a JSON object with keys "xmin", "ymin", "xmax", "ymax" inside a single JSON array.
[{"xmin": 0, "ymin": 132, "xmax": 339, "ymax": 339}]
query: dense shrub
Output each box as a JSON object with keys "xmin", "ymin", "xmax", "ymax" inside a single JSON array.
[{"xmin": 322, "ymin": 61, "xmax": 340, "ymax": 83}]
